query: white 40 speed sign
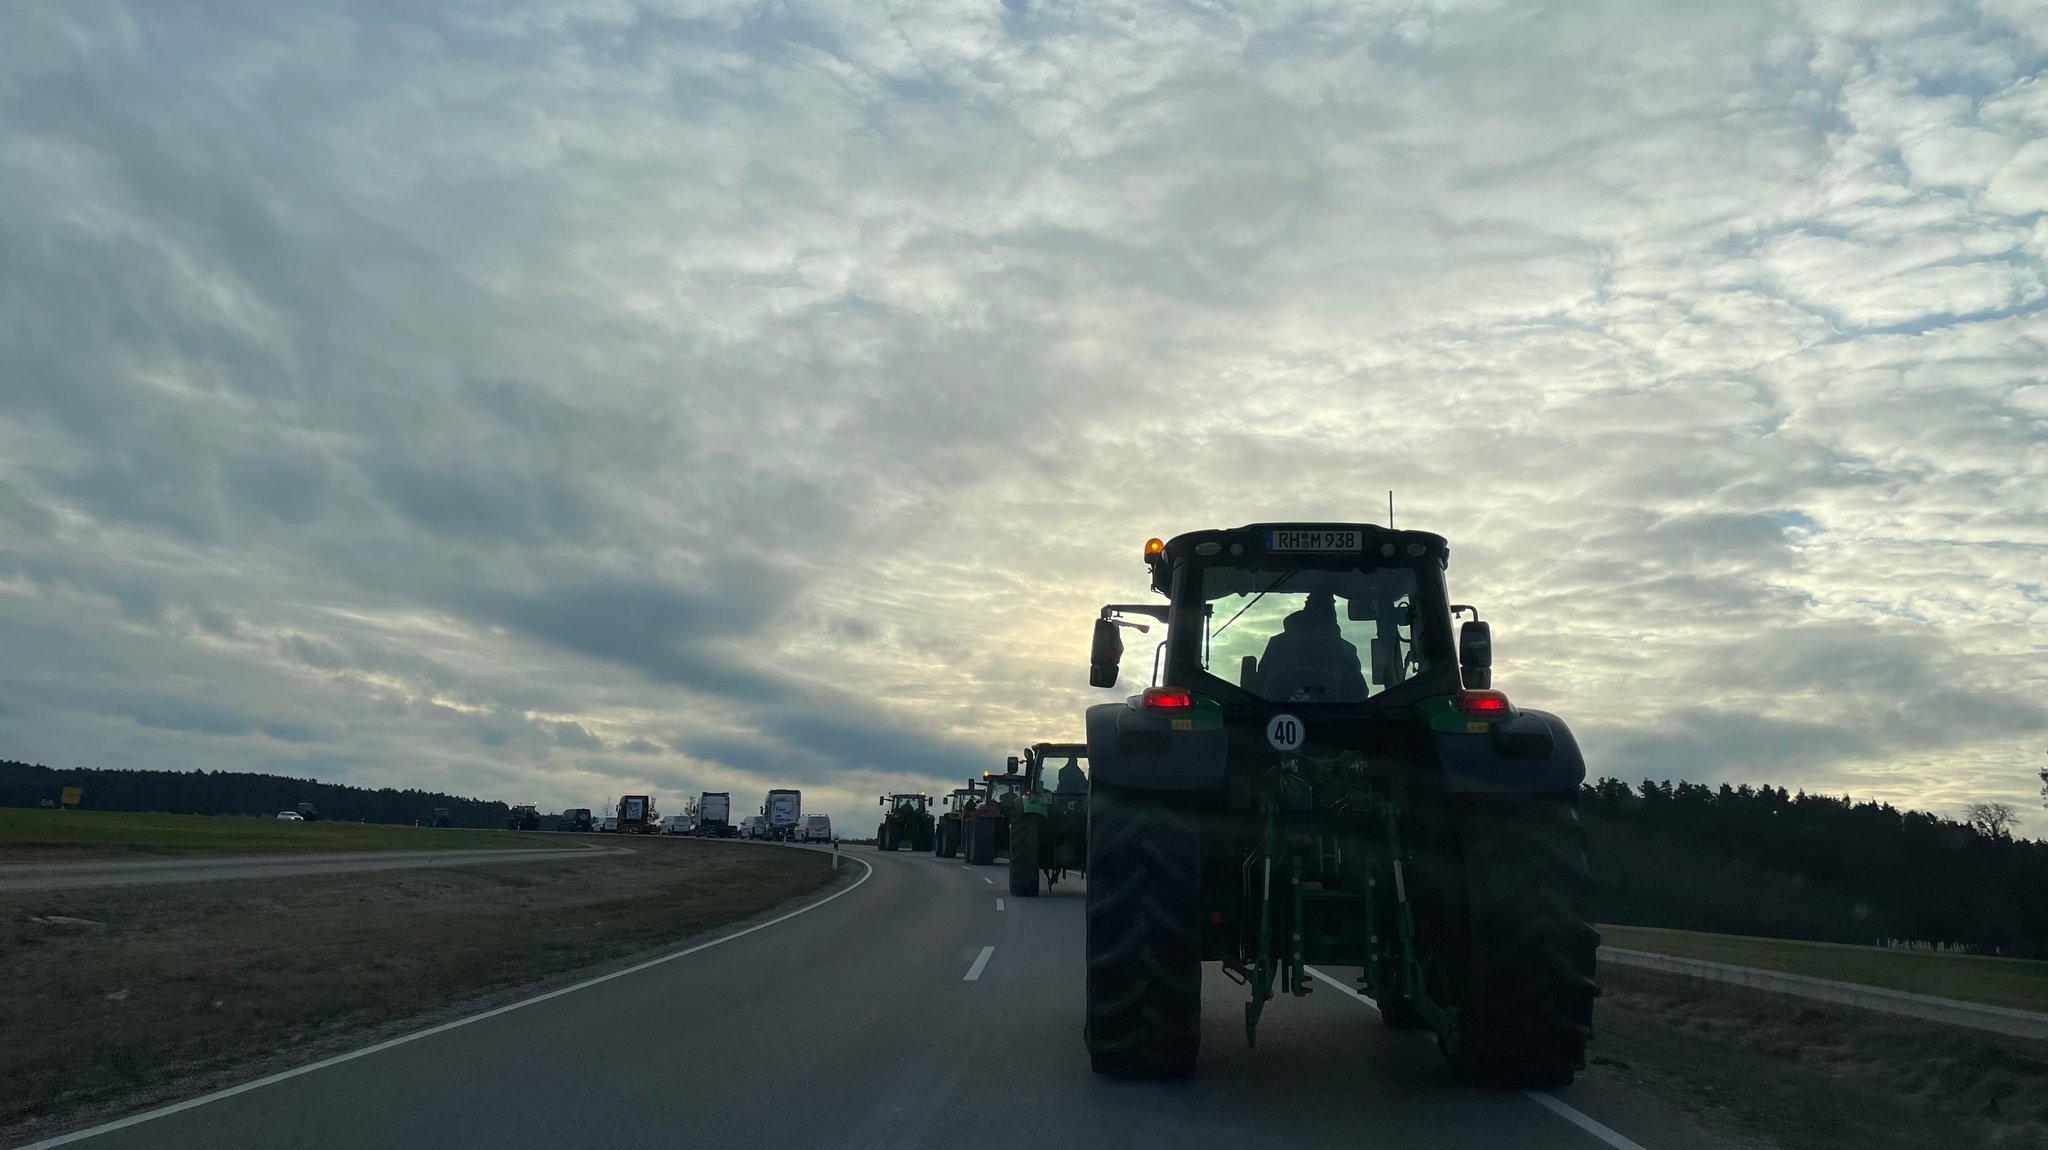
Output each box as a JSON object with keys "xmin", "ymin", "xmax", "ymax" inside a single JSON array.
[{"xmin": 1266, "ymin": 713, "xmax": 1304, "ymax": 752}]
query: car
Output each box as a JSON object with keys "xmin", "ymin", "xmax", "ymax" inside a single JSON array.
[
  {"xmin": 796, "ymin": 814, "xmax": 833, "ymax": 843},
  {"xmin": 600, "ymin": 816, "xmax": 620, "ymax": 833},
  {"xmin": 276, "ymin": 811, "xmax": 303, "ymax": 821}
]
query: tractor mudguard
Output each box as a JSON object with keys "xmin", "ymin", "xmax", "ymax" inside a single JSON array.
[
  {"xmin": 1433, "ymin": 708, "xmax": 1585, "ymax": 794},
  {"xmin": 1085, "ymin": 700, "xmax": 1227, "ymax": 791}
]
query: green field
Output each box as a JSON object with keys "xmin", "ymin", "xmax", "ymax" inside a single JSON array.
[
  {"xmin": 0, "ymin": 808, "xmax": 558, "ymax": 860},
  {"xmin": 1600, "ymin": 923, "xmax": 2048, "ymax": 1014}
]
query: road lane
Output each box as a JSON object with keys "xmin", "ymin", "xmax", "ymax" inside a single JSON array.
[{"xmin": 21, "ymin": 843, "xmax": 1727, "ymax": 1150}]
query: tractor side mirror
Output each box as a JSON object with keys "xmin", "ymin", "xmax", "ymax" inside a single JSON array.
[
  {"xmin": 1089, "ymin": 617, "xmax": 1124, "ymax": 688},
  {"xmin": 1460, "ymin": 620, "xmax": 1492, "ymax": 690},
  {"xmin": 1006, "ymin": 756, "xmax": 1020, "ymax": 773}
]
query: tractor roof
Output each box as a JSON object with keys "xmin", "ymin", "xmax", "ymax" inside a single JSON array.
[
  {"xmin": 1027, "ymin": 742, "xmax": 1087, "ymax": 759},
  {"xmin": 1155, "ymin": 523, "xmax": 1449, "ymax": 566}
]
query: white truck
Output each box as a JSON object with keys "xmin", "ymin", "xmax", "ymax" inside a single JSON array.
[
  {"xmin": 696, "ymin": 791, "xmax": 734, "ymax": 838},
  {"xmin": 763, "ymin": 789, "xmax": 802, "ymax": 842}
]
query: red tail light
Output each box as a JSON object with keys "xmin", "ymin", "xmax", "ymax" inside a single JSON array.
[
  {"xmin": 1143, "ymin": 687, "xmax": 1193, "ymax": 711},
  {"xmin": 1454, "ymin": 689, "xmax": 1512, "ymax": 717}
]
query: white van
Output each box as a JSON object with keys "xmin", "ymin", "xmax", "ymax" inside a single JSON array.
[
  {"xmin": 797, "ymin": 815, "xmax": 833, "ymax": 843},
  {"xmin": 739, "ymin": 815, "xmax": 769, "ymax": 840}
]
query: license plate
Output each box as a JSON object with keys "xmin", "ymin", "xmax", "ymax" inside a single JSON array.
[{"xmin": 1265, "ymin": 529, "xmax": 1360, "ymax": 553}]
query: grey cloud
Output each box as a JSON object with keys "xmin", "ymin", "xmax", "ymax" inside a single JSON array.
[
  {"xmin": 0, "ymin": 0, "xmax": 2043, "ymax": 821},
  {"xmin": 552, "ymin": 720, "xmax": 603, "ymax": 750}
]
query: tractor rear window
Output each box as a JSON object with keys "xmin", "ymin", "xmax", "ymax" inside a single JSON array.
[{"xmin": 1195, "ymin": 565, "xmax": 1426, "ymax": 703}]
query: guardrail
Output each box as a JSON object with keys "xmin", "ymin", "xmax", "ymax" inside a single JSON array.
[{"xmin": 1599, "ymin": 946, "xmax": 2048, "ymax": 1040}]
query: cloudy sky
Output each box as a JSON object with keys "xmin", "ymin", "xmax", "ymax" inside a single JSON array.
[{"xmin": 1, "ymin": 0, "xmax": 2043, "ymax": 831}]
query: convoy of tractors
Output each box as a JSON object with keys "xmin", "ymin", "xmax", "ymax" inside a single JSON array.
[{"xmin": 496, "ymin": 521, "xmax": 1600, "ymax": 1094}]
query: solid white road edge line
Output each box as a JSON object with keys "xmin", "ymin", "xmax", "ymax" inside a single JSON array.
[
  {"xmin": 964, "ymin": 946, "xmax": 995, "ymax": 981},
  {"xmin": 1302, "ymin": 966, "xmax": 1647, "ymax": 1150},
  {"xmin": 18, "ymin": 856, "xmax": 879, "ymax": 1150}
]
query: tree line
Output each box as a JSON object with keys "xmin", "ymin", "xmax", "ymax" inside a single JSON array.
[
  {"xmin": 1583, "ymin": 777, "xmax": 2048, "ymax": 958},
  {"xmin": 0, "ymin": 761, "xmax": 510, "ymax": 829}
]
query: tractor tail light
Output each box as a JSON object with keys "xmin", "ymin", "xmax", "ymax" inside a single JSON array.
[
  {"xmin": 1143, "ymin": 687, "xmax": 1193, "ymax": 712},
  {"xmin": 1453, "ymin": 689, "xmax": 1512, "ymax": 718}
]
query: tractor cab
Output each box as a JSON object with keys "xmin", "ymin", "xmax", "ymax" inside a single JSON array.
[{"xmin": 1021, "ymin": 743, "xmax": 1090, "ymax": 798}]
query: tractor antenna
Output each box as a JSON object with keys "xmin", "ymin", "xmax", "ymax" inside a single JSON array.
[{"xmin": 1388, "ymin": 490, "xmax": 1395, "ymax": 529}]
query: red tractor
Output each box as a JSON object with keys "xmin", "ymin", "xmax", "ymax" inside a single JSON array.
[{"xmin": 963, "ymin": 766, "xmax": 1027, "ymax": 865}]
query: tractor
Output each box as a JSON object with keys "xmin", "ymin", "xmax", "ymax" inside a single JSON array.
[
  {"xmin": 933, "ymin": 784, "xmax": 983, "ymax": 859},
  {"xmin": 874, "ymin": 793, "xmax": 935, "ymax": 852},
  {"xmin": 1006, "ymin": 742, "xmax": 1090, "ymax": 898},
  {"xmin": 964, "ymin": 767, "xmax": 1026, "ymax": 865},
  {"xmin": 1079, "ymin": 523, "xmax": 1597, "ymax": 1088},
  {"xmin": 505, "ymin": 804, "xmax": 541, "ymax": 831}
]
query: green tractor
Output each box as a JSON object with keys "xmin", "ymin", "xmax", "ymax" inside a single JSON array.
[
  {"xmin": 1079, "ymin": 523, "xmax": 1597, "ymax": 1087},
  {"xmin": 874, "ymin": 793, "xmax": 935, "ymax": 852},
  {"xmin": 965, "ymin": 766, "xmax": 1026, "ymax": 866},
  {"xmin": 505, "ymin": 804, "xmax": 541, "ymax": 831},
  {"xmin": 1006, "ymin": 742, "xmax": 1090, "ymax": 898},
  {"xmin": 933, "ymin": 784, "xmax": 983, "ymax": 859}
]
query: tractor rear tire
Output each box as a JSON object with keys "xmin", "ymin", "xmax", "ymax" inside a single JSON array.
[
  {"xmin": 876, "ymin": 824, "xmax": 891, "ymax": 851},
  {"xmin": 1440, "ymin": 795, "xmax": 1598, "ymax": 1089},
  {"xmin": 937, "ymin": 820, "xmax": 958, "ymax": 859},
  {"xmin": 1084, "ymin": 785, "xmax": 1200, "ymax": 1079},
  {"xmin": 1009, "ymin": 817, "xmax": 1041, "ymax": 897},
  {"xmin": 966, "ymin": 817, "xmax": 996, "ymax": 866}
]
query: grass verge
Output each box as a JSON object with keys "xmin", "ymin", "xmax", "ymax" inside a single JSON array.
[
  {"xmin": 0, "ymin": 838, "xmax": 838, "ymax": 1136},
  {"xmin": 0, "ymin": 809, "xmax": 565, "ymax": 861},
  {"xmin": 1592, "ymin": 965, "xmax": 2048, "ymax": 1150},
  {"xmin": 1600, "ymin": 923, "xmax": 2048, "ymax": 1014}
]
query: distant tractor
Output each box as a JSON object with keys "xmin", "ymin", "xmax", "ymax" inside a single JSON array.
[
  {"xmin": 560, "ymin": 807, "xmax": 595, "ymax": 832},
  {"xmin": 874, "ymin": 793, "xmax": 935, "ymax": 852},
  {"xmin": 933, "ymin": 784, "xmax": 983, "ymax": 859},
  {"xmin": 506, "ymin": 804, "xmax": 541, "ymax": 831},
  {"xmin": 431, "ymin": 808, "xmax": 452, "ymax": 828},
  {"xmin": 965, "ymin": 767, "xmax": 1027, "ymax": 865},
  {"xmin": 618, "ymin": 794, "xmax": 658, "ymax": 835},
  {"xmin": 295, "ymin": 802, "xmax": 321, "ymax": 822},
  {"xmin": 1007, "ymin": 742, "xmax": 1090, "ymax": 898}
]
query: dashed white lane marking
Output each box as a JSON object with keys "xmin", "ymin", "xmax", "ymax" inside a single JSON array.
[
  {"xmin": 996, "ymin": 898, "xmax": 1004, "ymax": 910},
  {"xmin": 983, "ymin": 877, "xmax": 994, "ymax": 885},
  {"xmin": 1302, "ymin": 966, "xmax": 1648, "ymax": 1150},
  {"xmin": 19, "ymin": 858, "xmax": 878, "ymax": 1150},
  {"xmin": 964, "ymin": 946, "xmax": 995, "ymax": 981},
  {"xmin": 959, "ymin": 865, "xmax": 971, "ymax": 871}
]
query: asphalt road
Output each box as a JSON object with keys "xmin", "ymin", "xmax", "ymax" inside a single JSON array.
[
  {"xmin": 21, "ymin": 844, "xmax": 1747, "ymax": 1150},
  {"xmin": 0, "ymin": 843, "xmax": 624, "ymax": 893}
]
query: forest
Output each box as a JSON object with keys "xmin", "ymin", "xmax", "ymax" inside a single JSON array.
[
  {"xmin": 4, "ymin": 759, "xmax": 2044, "ymax": 954},
  {"xmin": 1584, "ymin": 777, "xmax": 2048, "ymax": 958},
  {"xmin": 0, "ymin": 761, "xmax": 509, "ymax": 829}
]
